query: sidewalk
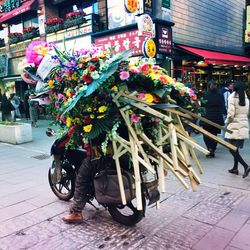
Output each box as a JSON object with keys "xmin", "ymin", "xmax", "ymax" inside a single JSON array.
[{"xmin": 0, "ymin": 119, "xmax": 250, "ymax": 250}]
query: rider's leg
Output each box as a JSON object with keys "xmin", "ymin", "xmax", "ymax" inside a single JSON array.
[{"xmin": 63, "ymin": 156, "xmax": 92, "ymax": 223}]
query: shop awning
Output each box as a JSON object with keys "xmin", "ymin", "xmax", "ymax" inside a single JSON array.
[
  {"xmin": 176, "ymin": 44, "xmax": 250, "ymax": 66},
  {"xmin": 0, "ymin": 0, "xmax": 37, "ymax": 23}
]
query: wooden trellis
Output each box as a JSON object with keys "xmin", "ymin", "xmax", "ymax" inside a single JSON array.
[{"xmin": 111, "ymin": 91, "xmax": 237, "ymax": 210}]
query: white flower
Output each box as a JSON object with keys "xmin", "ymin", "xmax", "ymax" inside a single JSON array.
[{"xmin": 91, "ymin": 71, "xmax": 100, "ymax": 80}]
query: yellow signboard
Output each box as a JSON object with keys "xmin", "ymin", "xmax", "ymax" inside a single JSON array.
[
  {"xmin": 143, "ymin": 38, "xmax": 156, "ymax": 58},
  {"xmin": 124, "ymin": 0, "xmax": 139, "ymax": 13}
]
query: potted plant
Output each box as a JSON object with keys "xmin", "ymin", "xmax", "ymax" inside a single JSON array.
[
  {"xmin": 0, "ymin": 38, "xmax": 5, "ymax": 47},
  {"xmin": 23, "ymin": 26, "xmax": 39, "ymax": 40},
  {"xmin": 8, "ymin": 32, "xmax": 23, "ymax": 44},
  {"xmin": 64, "ymin": 10, "xmax": 87, "ymax": 29},
  {"xmin": 45, "ymin": 17, "xmax": 64, "ymax": 34}
]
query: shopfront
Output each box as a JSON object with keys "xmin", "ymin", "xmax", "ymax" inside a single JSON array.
[
  {"xmin": 173, "ymin": 44, "xmax": 250, "ymax": 92},
  {"xmin": 93, "ymin": 19, "xmax": 174, "ymax": 73}
]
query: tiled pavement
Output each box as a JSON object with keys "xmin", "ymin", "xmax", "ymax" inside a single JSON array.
[{"xmin": 0, "ymin": 119, "xmax": 250, "ymax": 250}]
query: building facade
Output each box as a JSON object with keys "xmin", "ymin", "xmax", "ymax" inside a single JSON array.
[{"xmin": 0, "ymin": 0, "xmax": 249, "ymax": 98}]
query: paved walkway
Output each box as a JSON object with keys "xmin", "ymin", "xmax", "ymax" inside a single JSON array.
[{"xmin": 0, "ymin": 119, "xmax": 250, "ymax": 250}]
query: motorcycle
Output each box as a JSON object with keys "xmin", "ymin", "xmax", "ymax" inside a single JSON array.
[{"xmin": 46, "ymin": 128, "xmax": 160, "ymax": 226}]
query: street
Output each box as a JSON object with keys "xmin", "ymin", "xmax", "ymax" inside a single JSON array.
[{"xmin": 0, "ymin": 119, "xmax": 250, "ymax": 250}]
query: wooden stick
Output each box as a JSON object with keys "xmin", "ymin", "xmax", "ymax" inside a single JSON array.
[
  {"xmin": 112, "ymin": 140, "xmax": 127, "ymax": 205},
  {"xmin": 182, "ymin": 119, "xmax": 237, "ymax": 151}
]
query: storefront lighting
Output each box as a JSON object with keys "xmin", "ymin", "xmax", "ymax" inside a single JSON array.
[
  {"xmin": 2, "ymin": 23, "xmax": 8, "ymax": 28},
  {"xmin": 234, "ymin": 65, "xmax": 238, "ymax": 67},
  {"xmin": 37, "ymin": 8, "xmax": 43, "ymax": 14}
]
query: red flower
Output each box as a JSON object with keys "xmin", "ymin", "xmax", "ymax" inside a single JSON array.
[
  {"xmin": 88, "ymin": 64, "xmax": 96, "ymax": 72},
  {"xmin": 83, "ymin": 116, "xmax": 92, "ymax": 123},
  {"xmin": 82, "ymin": 74, "xmax": 93, "ymax": 83},
  {"xmin": 45, "ymin": 17, "xmax": 63, "ymax": 26},
  {"xmin": 91, "ymin": 57, "xmax": 98, "ymax": 62}
]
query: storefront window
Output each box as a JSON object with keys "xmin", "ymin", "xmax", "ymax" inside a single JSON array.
[
  {"xmin": 9, "ymin": 23, "xmax": 22, "ymax": 33},
  {"xmin": 59, "ymin": 0, "xmax": 98, "ymax": 19},
  {"xmin": 107, "ymin": 0, "xmax": 137, "ymax": 29},
  {"xmin": 23, "ymin": 16, "xmax": 39, "ymax": 28}
]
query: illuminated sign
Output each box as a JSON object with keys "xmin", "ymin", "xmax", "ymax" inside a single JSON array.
[
  {"xmin": 245, "ymin": 5, "xmax": 250, "ymax": 43},
  {"xmin": 94, "ymin": 30, "xmax": 145, "ymax": 55},
  {"xmin": 142, "ymin": 38, "xmax": 156, "ymax": 58},
  {"xmin": 2, "ymin": 0, "xmax": 21, "ymax": 13},
  {"xmin": 137, "ymin": 14, "xmax": 155, "ymax": 37},
  {"xmin": 124, "ymin": 0, "xmax": 139, "ymax": 13}
]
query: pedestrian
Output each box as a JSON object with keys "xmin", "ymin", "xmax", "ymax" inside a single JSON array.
[
  {"xmin": 28, "ymin": 98, "xmax": 38, "ymax": 127},
  {"xmin": 222, "ymin": 80, "xmax": 233, "ymax": 114},
  {"xmin": 24, "ymin": 90, "xmax": 30, "ymax": 119},
  {"xmin": 0, "ymin": 94, "xmax": 13, "ymax": 122},
  {"xmin": 200, "ymin": 80, "xmax": 225, "ymax": 158},
  {"xmin": 225, "ymin": 81, "xmax": 250, "ymax": 178},
  {"xmin": 9, "ymin": 93, "xmax": 21, "ymax": 121}
]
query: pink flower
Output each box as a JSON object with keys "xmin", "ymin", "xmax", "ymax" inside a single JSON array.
[
  {"xmin": 131, "ymin": 113, "xmax": 140, "ymax": 123},
  {"xmin": 26, "ymin": 41, "xmax": 52, "ymax": 67},
  {"xmin": 136, "ymin": 92, "xmax": 145, "ymax": 99},
  {"xmin": 119, "ymin": 71, "xmax": 130, "ymax": 81},
  {"xmin": 58, "ymin": 93, "xmax": 64, "ymax": 100},
  {"xmin": 55, "ymin": 101, "xmax": 60, "ymax": 108}
]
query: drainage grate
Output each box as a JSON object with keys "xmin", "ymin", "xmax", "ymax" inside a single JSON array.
[{"xmin": 32, "ymin": 154, "xmax": 51, "ymax": 160}]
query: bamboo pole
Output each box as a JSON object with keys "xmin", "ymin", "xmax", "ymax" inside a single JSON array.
[{"xmin": 112, "ymin": 139, "xmax": 127, "ymax": 205}]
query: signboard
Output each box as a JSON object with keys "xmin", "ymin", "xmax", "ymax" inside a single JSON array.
[
  {"xmin": 94, "ymin": 30, "xmax": 145, "ymax": 56},
  {"xmin": 0, "ymin": 54, "xmax": 7, "ymax": 77},
  {"xmin": 156, "ymin": 25, "xmax": 172, "ymax": 55},
  {"xmin": 162, "ymin": 0, "xmax": 170, "ymax": 9},
  {"xmin": 143, "ymin": 38, "xmax": 156, "ymax": 58},
  {"xmin": 137, "ymin": 14, "xmax": 155, "ymax": 37},
  {"xmin": 2, "ymin": 0, "xmax": 21, "ymax": 13},
  {"xmin": 245, "ymin": 5, "xmax": 250, "ymax": 43},
  {"xmin": 124, "ymin": 0, "xmax": 138, "ymax": 13},
  {"xmin": 137, "ymin": 0, "xmax": 153, "ymax": 15}
]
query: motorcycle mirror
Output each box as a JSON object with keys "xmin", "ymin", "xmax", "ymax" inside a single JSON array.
[{"xmin": 46, "ymin": 128, "xmax": 55, "ymax": 137}]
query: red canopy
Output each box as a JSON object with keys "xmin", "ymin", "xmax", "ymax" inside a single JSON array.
[
  {"xmin": 176, "ymin": 44, "xmax": 250, "ymax": 66},
  {"xmin": 0, "ymin": 0, "xmax": 37, "ymax": 23}
]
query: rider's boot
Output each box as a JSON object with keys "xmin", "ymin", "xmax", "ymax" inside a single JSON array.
[{"xmin": 62, "ymin": 211, "xmax": 83, "ymax": 223}]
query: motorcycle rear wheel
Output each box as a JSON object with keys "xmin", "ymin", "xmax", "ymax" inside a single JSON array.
[
  {"xmin": 48, "ymin": 161, "xmax": 75, "ymax": 201},
  {"xmin": 107, "ymin": 192, "xmax": 146, "ymax": 226}
]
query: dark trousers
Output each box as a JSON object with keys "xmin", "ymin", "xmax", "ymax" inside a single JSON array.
[
  {"xmin": 203, "ymin": 132, "xmax": 218, "ymax": 152},
  {"xmin": 229, "ymin": 149, "xmax": 248, "ymax": 171},
  {"xmin": 71, "ymin": 157, "xmax": 92, "ymax": 213}
]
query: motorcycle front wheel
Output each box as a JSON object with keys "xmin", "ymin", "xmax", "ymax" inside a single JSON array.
[
  {"xmin": 48, "ymin": 161, "xmax": 76, "ymax": 201},
  {"xmin": 107, "ymin": 192, "xmax": 146, "ymax": 226}
]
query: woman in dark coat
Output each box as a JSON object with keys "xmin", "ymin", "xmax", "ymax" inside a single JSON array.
[
  {"xmin": 1, "ymin": 94, "xmax": 13, "ymax": 121},
  {"xmin": 200, "ymin": 81, "xmax": 225, "ymax": 157}
]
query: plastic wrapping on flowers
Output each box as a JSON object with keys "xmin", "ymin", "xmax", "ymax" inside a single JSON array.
[{"xmin": 23, "ymin": 41, "xmax": 203, "ymax": 152}]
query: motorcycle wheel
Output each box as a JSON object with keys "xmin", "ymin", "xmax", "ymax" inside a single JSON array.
[
  {"xmin": 107, "ymin": 192, "xmax": 146, "ymax": 226},
  {"xmin": 48, "ymin": 161, "xmax": 76, "ymax": 201}
]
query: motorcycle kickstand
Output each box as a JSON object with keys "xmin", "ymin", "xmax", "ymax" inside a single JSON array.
[{"xmin": 87, "ymin": 200, "xmax": 99, "ymax": 210}]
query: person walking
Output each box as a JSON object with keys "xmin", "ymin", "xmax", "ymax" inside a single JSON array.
[
  {"xmin": 9, "ymin": 93, "xmax": 20, "ymax": 122},
  {"xmin": 200, "ymin": 81, "xmax": 225, "ymax": 158},
  {"xmin": 225, "ymin": 81, "xmax": 250, "ymax": 178},
  {"xmin": 1, "ymin": 94, "xmax": 13, "ymax": 122},
  {"xmin": 28, "ymin": 98, "xmax": 38, "ymax": 127}
]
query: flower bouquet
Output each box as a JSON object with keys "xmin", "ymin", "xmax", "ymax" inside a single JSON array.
[
  {"xmin": 8, "ymin": 32, "xmax": 23, "ymax": 44},
  {"xmin": 64, "ymin": 10, "xmax": 87, "ymax": 29},
  {"xmin": 45, "ymin": 17, "xmax": 64, "ymax": 34},
  {"xmin": 23, "ymin": 26, "xmax": 39, "ymax": 40}
]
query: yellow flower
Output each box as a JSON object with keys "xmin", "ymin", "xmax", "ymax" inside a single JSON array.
[
  {"xmin": 97, "ymin": 115, "xmax": 105, "ymax": 119},
  {"xmin": 98, "ymin": 105, "xmax": 107, "ymax": 113},
  {"xmin": 72, "ymin": 72, "xmax": 77, "ymax": 81},
  {"xmin": 90, "ymin": 114, "xmax": 95, "ymax": 119},
  {"xmin": 145, "ymin": 93, "xmax": 154, "ymax": 103},
  {"xmin": 74, "ymin": 118, "xmax": 81, "ymax": 123},
  {"xmin": 87, "ymin": 107, "xmax": 92, "ymax": 112},
  {"xmin": 48, "ymin": 79, "xmax": 54, "ymax": 88},
  {"xmin": 83, "ymin": 124, "xmax": 92, "ymax": 133},
  {"xmin": 111, "ymin": 86, "xmax": 118, "ymax": 91},
  {"xmin": 66, "ymin": 117, "xmax": 72, "ymax": 127},
  {"xmin": 34, "ymin": 45, "xmax": 50, "ymax": 56},
  {"xmin": 65, "ymin": 89, "xmax": 71, "ymax": 97}
]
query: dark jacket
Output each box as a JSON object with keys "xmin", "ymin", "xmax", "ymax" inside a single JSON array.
[{"xmin": 200, "ymin": 91, "xmax": 225, "ymax": 128}]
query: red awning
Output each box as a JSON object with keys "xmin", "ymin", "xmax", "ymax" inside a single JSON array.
[
  {"xmin": 0, "ymin": 0, "xmax": 37, "ymax": 23},
  {"xmin": 176, "ymin": 44, "xmax": 250, "ymax": 66}
]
